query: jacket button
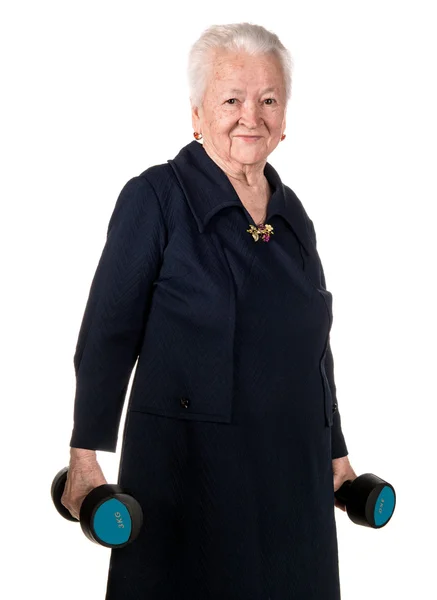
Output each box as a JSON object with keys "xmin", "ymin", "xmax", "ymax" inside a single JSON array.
[
  {"xmin": 332, "ymin": 401, "xmax": 338, "ymax": 414},
  {"xmin": 180, "ymin": 397, "xmax": 190, "ymax": 409}
]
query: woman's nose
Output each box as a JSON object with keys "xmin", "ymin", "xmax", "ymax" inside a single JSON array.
[{"xmin": 238, "ymin": 102, "xmax": 262, "ymax": 127}]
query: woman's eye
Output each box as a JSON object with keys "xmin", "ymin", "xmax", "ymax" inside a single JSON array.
[{"xmin": 225, "ymin": 97, "xmax": 276, "ymax": 105}]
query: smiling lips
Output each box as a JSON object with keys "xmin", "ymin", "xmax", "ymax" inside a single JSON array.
[{"xmin": 236, "ymin": 135, "xmax": 262, "ymax": 141}]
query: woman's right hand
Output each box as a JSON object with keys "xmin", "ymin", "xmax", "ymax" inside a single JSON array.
[{"xmin": 61, "ymin": 447, "xmax": 108, "ymax": 520}]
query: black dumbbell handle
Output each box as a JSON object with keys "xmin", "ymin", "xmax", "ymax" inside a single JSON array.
[{"xmin": 334, "ymin": 479, "xmax": 353, "ymax": 505}]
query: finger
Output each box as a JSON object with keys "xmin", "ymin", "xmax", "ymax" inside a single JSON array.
[
  {"xmin": 61, "ymin": 490, "xmax": 82, "ymax": 520},
  {"xmin": 334, "ymin": 499, "xmax": 346, "ymax": 512},
  {"xmin": 61, "ymin": 501, "xmax": 79, "ymax": 520}
]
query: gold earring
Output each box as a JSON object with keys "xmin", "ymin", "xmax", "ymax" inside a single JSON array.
[{"xmin": 193, "ymin": 131, "xmax": 203, "ymax": 140}]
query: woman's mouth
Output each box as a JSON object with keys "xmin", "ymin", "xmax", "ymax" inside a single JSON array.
[{"xmin": 236, "ymin": 136, "xmax": 262, "ymax": 142}]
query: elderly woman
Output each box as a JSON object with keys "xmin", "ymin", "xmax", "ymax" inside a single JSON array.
[{"xmin": 62, "ymin": 22, "xmax": 357, "ymax": 600}]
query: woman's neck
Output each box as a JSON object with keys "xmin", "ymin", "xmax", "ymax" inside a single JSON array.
[{"xmin": 202, "ymin": 141, "xmax": 267, "ymax": 190}]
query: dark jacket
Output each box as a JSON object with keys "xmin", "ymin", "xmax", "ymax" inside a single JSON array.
[{"xmin": 69, "ymin": 140, "xmax": 347, "ymax": 459}]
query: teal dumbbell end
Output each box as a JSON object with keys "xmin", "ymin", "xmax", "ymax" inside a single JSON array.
[
  {"xmin": 51, "ymin": 467, "xmax": 143, "ymax": 548},
  {"xmin": 334, "ymin": 472, "xmax": 396, "ymax": 528}
]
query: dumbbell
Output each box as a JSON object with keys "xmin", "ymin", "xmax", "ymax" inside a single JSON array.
[
  {"xmin": 334, "ymin": 472, "xmax": 396, "ymax": 528},
  {"xmin": 51, "ymin": 467, "xmax": 143, "ymax": 548}
]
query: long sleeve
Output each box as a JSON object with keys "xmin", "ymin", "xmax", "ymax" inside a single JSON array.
[
  {"xmin": 308, "ymin": 219, "xmax": 348, "ymax": 459},
  {"xmin": 69, "ymin": 175, "xmax": 167, "ymax": 452}
]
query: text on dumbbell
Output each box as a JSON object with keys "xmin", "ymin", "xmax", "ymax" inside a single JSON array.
[{"xmin": 114, "ymin": 511, "xmax": 125, "ymax": 528}]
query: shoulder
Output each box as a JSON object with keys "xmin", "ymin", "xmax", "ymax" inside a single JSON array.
[
  {"xmin": 114, "ymin": 162, "xmax": 178, "ymax": 219},
  {"xmin": 133, "ymin": 163, "xmax": 182, "ymax": 217},
  {"xmin": 108, "ymin": 165, "xmax": 174, "ymax": 234},
  {"xmin": 137, "ymin": 163, "xmax": 178, "ymax": 197}
]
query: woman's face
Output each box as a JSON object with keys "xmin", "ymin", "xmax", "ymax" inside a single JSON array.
[{"xmin": 191, "ymin": 49, "xmax": 287, "ymax": 169}]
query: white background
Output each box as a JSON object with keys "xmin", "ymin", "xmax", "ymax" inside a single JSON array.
[{"xmin": 1, "ymin": 1, "xmax": 435, "ymax": 598}]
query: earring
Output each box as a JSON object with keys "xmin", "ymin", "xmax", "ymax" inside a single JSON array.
[
  {"xmin": 193, "ymin": 131, "xmax": 203, "ymax": 140},
  {"xmin": 280, "ymin": 133, "xmax": 286, "ymax": 141}
]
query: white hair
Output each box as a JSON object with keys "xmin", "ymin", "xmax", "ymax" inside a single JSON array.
[{"xmin": 187, "ymin": 22, "xmax": 293, "ymax": 109}]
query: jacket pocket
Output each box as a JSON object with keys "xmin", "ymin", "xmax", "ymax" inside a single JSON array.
[
  {"xmin": 129, "ymin": 396, "xmax": 232, "ymax": 424},
  {"xmin": 128, "ymin": 374, "xmax": 233, "ymax": 422},
  {"xmin": 128, "ymin": 342, "xmax": 234, "ymax": 422},
  {"xmin": 128, "ymin": 229, "xmax": 236, "ymax": 424}
]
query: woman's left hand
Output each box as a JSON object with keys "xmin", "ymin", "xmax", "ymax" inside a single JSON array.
[{"xmin": 332, "ymin": 456, "xmax": 358, "ymax": 511}]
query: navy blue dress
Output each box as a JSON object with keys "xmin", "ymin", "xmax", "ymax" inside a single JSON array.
[{"xmin": 102, "ymin": 144, "xmax": 344, "ymax": 599}]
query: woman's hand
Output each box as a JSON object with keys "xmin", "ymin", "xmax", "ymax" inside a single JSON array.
[
  {"xmin": 61, "ymin": 447, "xmax": 108, "ymax": 520},
  {"xmin": 332, "ymin": 455, "xmax": 358, "ymax": 511}
]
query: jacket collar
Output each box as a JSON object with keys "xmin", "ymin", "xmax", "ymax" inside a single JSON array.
[{"xmin": 167, "ymin": 140, "xmax": 312, "ymax": 254}]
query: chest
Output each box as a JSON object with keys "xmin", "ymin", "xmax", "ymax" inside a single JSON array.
[
  {"xmin": 130, "ymin": 204, "xmax": 333, "ymax": 428},
  {"xmin": 243, "ymin": 206, "xmax": 267, "ymax": 226},
  {"xmin": 232, "ymin": 184, "xmax": 272, "ymax": 225}
]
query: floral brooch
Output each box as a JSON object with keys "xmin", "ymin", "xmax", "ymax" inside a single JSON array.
[{"xmin": 246, "ymin": 223, "xmax": 274, "ymax": 242}]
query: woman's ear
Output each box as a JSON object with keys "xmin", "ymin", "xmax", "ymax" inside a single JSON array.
[{"xmin": 191, "ymin": 102, "xmax": 201, "ymax": 132}]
